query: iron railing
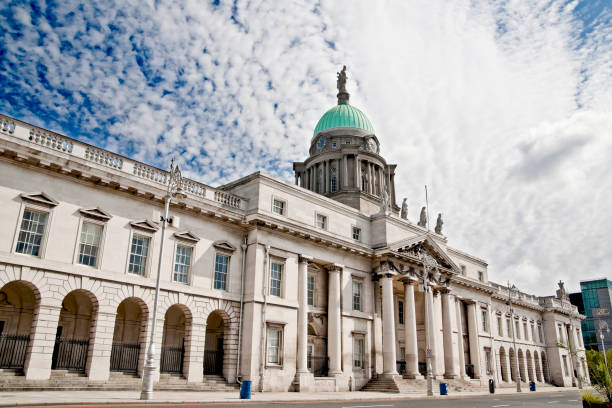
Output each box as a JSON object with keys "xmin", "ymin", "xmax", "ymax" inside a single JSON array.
[
  {"xmin": 396, "ymin": 360, "xmax": 406, "ymax": 375},
  {"xmin": 203, "ymin": 350, "xmax": 223, "ymax": 375},
  {"xmin": 52, "ymin": 338, "xmax": 89, "ymax": 371},
  {"xmin": 160, "ymin": 344, "xmax": 184, "ymax": 374},
  {"xmin": 0, "ymin": 334, "xmax": 29, "ymax": 369},
  {"xmin": 110, "ymin": 342, "xmax": 140, "ymax": 373},
  {"xmin": 308, "ymin": 356, "xmax": 328, "ymax": 377}
]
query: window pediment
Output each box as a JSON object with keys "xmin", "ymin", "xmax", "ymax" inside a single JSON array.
[
  {"xmin": 20, "ymin": 192, "xmax": 59, "ymax": 207},
  {"xmin": 212, "ymin": 240, "xmax": 236, "ymax": 253},
  {"xmin": 174, "ymin": 231, "xmax": 199, "ymax": 243},
  {"xmin": 130, "ymin": 219, "xmax": 159, "ymax": 232},
  {"xmin": 79, "ymin": 207, "xmax": 112, "ymax": 221}
]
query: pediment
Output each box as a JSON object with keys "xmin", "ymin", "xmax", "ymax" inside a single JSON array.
[
  {"xmin": 20, "ymin": 192, "xmax": 59, "ymax": 207},
  {"xmin": 79, "ymin": 207, "xmax": 112, "ymax": 221},
  {"xmin": 212, "ymin": 240, "xmax": 236, "ymax": 253},
  {"xmin": 174, "ymin": 231, "xmax": 199, "ymax": 243},
  {"xmin": 388, "ymin": 233, "xmax": 461, "ymax": 274},
  {"xmin": 130, "ymin": 219, "xmax": 159, "ymax": 233}
]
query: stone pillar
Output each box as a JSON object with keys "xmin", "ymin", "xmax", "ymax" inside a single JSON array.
[
  {"xmin": 295, "ymin": 173, "xmax": 299, "ymax": 185},
  {"xmin": 455, "ymin": 299, "xmax": 467, "ymax": 379},
  {"xmin": 403, "ymin": 281, "xmax": 420, "ymax": 378},
  {"xmin": 442, "ymin": 292, "xmax": 457, "ymax": 378},
  {"xmin": 328, "ymin": 265, "xmax": 342, "ymax": 376},
  {"xmin": 296, "ymin": 255, "xmax": 314, "ymax": 391},
  {"xmin": 185, "ymin": 322, "xmax": 205, "ymax": 383},
  {"xmin": 467, "ymin": 302, "xmax": 482, "ymax": 379},
  {"xmin": 87, "ymin": 310, "xmax": 115, "ymax": 381},
  {"xmin": 343, "ymin": 155, "xmax": 348, "ymax": 188},
  {"xmin": 425, "ymin": 287, "xmax": 438, "ymax": 377},
  {"xmin": 354, "ymin": 156, "xmax": 359, "ymax": 190},
  {"xmin": 24, "ymin": 304, "xmax": 61, "ymax": 380},
  {"xmin": 367, "ymin": 162, "xmax": 373, "ymax": 194},
  {"xmin": 381, "ymin": 274, "xmax": 398, "ymax": 376},
  {"xmin": 433, "ymin": 291, "xmax": 444, "ymax": 376},
  {"xmin": 568, "ymin": 324, "xmax": 581, "ymax": 383},
  {"xmin": 373, "ymin": 280, "xmax": 383, "ymax": 375},
  {"xmin": 324, "ymin": 160, "xmax": 329, "ymax": 194}
]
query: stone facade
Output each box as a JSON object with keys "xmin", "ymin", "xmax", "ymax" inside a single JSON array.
[{"xmin": 0, "ymin": 111, "xmax": 588, "ymax": 393}]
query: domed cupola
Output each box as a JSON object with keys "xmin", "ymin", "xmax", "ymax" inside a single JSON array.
[{"xmin": 293, "ymin": 66, "xmax": 399, "ymax": 217}]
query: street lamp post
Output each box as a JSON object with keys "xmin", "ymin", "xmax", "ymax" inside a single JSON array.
[
  {"xmin": 507, "ymin": 282, "xmax": 522, "ymax": 392},
  {"xmin": 421, "ymin": 251, "xmax": 438, "ymax": 397},
  {"xmin": 140, "ymin": 160, "xmax": 185, "ymax": 401},
  {"xmin": 599, "ymin": 321, "xmax": 610, "ymax": 383}
]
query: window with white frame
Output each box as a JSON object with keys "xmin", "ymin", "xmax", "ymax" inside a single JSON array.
[
  {"xmin": 353, "ymin": 336, "xmax": 364, "ymax": 369},
  {"xmin": 330, "ymin": 176, "xmax": 337, "ymax": 193},
  {"xmin": 481, "ymin": 309, "xmax": 488, "ymax": 332},
  {"xmin": 523, "ymin": 322, "xmax": 529, "ymax": 341},
  {"xmin": 352, "ymin": 279, "xmax": 362, "ymax": 311},
  {"xmin": 352, "ymin": 226, "xmax": 361, "ymax": 241},
  {"xmin": 15, "ymin": 208, "xmax": 48, "ymax": 256},
  {"xmin": 315, "ymin": 213, "xmax": 327, "ymax": 230},
  {"xmin": 128, "ymin": 234, "xmax": 150, "ymax": 276},
  {"xmin": 272, "ymin": 199, "xmax": 285, "ymax": 216},
  {"xmin": 173, "ymin": 245, "xmax": 192, "ymax": 284},
  {"xmin": 398, "ymin": 300, "xmax": 404, "ymax": 324},
  {"xmin": 267, "ymin": 325, "xmax": 283, "ymax": 365},
  {"xmin": 497, "ymin": 316, "xmax": 503, "ymax": 336},
  {"xmin": 214, "ymin": 253, "xmax": 229, "ymax": 290},
  {"xmin": 531, "ymin": 324, "xmax": 536, "ymax": 342},
  {"xmin": 515, "ymin": 320, "xmax": 521, "ymax": 339},
  {"xmin": 270, "ymin": 262, "xmax": 283, "ymax": 297},
  {"xmin": 507, "ymin": 319, "xmax": 511, "ymax": 338},
  {"xmin": 78, "ymin": 222, "xmax": 103, "ymax": 267},
  {"xmin": 478, "ymin": 271, "xmax": 484, "ymax": 281},
  {"xmin": 307, "ymin": 275, "xmax": 314, "ymax": 306}
]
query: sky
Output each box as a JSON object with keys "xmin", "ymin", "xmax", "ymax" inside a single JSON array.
[{"xmin": 1, "ymin": 0, "xmax": 611, "ymax": 296}]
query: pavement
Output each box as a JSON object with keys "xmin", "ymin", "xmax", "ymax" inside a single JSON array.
[{"xmin": 0, "ymin": 385, "xmax": 585, "ymax": 407}]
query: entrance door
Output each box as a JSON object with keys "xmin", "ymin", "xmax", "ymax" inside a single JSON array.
[{"xmin": 215, "ymin": 338, "xmax": 224, "ymax": 375}]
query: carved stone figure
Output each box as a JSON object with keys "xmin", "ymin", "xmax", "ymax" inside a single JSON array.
[
  {"xmin": 380, "ymin": 188, "xmax": 390, "ymax": 213},
  {"xmin": 435, "ymin": 213, "xmax": 443, "ymax": 234},
  {"xmin": 417, "ymin": 206, "xmax": 427, "ymax": 227},
  {"xmin": 400, "ymin": 198, "xmax": 408, "ymax": 219},
  {"xmin": 556, "ymin": 280, "xmax": 569, "ymax": 300},
  {"xmin": 337, "ymin": 65, "xmax": 347, "ymax": 93}
]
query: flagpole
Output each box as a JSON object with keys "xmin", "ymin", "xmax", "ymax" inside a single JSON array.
[{"xmin": 425, "ymin": 185, "xmax": 430, "ymax": 231}]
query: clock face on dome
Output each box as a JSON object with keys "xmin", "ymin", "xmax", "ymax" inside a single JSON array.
[
  {"xmin": 317, "ymin": 137, "xmax": 326, "ymax": 149},
  {"xmin": 366, "ymin": 138, "xmax": 377, "ymax": 152}
]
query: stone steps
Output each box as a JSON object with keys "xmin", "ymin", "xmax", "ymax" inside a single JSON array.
[{"xmin": 360, "ymin": 376, "xmax": 400, "ymax": 393}]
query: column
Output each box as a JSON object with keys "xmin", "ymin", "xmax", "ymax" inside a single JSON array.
[
  {"xmin": 433, "ymin": 291, "xmax": 444, "ymax": 376},
  {"xmin": 381, "ymin": 274, "xmax": 398, "ymax": 376},
  {"xmin": 373, "ymin": 280, "xmax": 383, "ymax": 375},
  {"xmin": 24, "ymin": 304, "xmax": 61, "ymax": 380},
  {"xmin": 342, "ymin": 155, "xmax": 348, "ymax": 188},
  {"xmin": 467, "ymin": 302, "xmax": 482, "ymax": 378},
  {"xmin": 297, "ymin": 256, "xmax": 311, "ymax": 373},
  {"xmin": 324, "ymin": 160, "xmax": 329, "ymax": 194},
  {"xmin": 295, "ymin": 173, "xmax": 299, "ymax": 185},
  {"xmin": 367, "ymin": 162, "xmax": 372, "ymax": 194},
  {"xmin": 442, "ymin": 292, "xmax": 458, "ymax": 378},
  {"xmin": 354, "ymin": 156, "xmax": 359, "ymax": 189},
  {"xmin": 328, "ymin": 265, "xmax": 342, "ymax": 376},
  {"xmin": 403, "ymin": 281, "xmax": 420, "ymax": 378},
  {"xmin": 568, "ymin": 324, "xmax": 581, "ymax": 383},
  {"xmin": 455, "ymin": 299, "xmax": 466, "ymax": 379},
  {"xmin": 425, "ymin": 287, "xmax": 438, "ymax": 377}
]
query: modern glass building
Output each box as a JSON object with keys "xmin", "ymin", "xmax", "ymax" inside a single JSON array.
[{"xmin": 570, "ymin": 279, "xmax": 612, "ymax": 351}]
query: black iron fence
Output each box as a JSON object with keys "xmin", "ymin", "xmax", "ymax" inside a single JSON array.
[
  {"xmin": 308, "ymin": 356, "xmax": 328, "ymax": 377},
  {"xmin": 160, "ymin": 344, "xmax": 184, "ymax": 374},
  {"xmin": 203, "ymin": 350, "xmax": 223, "ymax": 375},
  {"xmin": 110, "ymin": 342, "xmax": 140, "ymax": 373},
  {"xmin": 396, "ymin": 360, "xmax": 406, "ymax": 375},
  {"xmin": 51, "ymin": 338, "xmax": 89, "ymax": 371},
  {"xmin": 465, "ymin": 364, "xmax": 475, "ymax": 378},
  {"xmin": 0, "ymin": 334, "xmax": 30, "ymax": 369}
]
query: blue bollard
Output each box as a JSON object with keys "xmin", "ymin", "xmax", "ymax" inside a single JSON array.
[
  {"xmin": 439, "ymin": 382, "xmax": 448, "ymax": 395},
  {"xmin": 240, "ymin": 380, "xmax": 252, "ymax": 399},
  {"xmin": 529, "ymin": 381, "xmax": 536, "ymax": 392}
]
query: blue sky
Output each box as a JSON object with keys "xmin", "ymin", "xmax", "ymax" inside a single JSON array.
[{"xmin": 1, "ymin": 0, "xmax": 611, "ymax": 294}]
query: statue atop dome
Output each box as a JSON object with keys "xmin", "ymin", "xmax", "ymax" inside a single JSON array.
[{"xmin": 337, "ymin": 65, "xmax": 350, "ymax": 104}]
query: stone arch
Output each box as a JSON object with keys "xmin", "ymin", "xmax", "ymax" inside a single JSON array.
[
  {"xmin": 0, "ymin": 280, "xmax": 41, "ymax": 371},
  {"xmin": 53, "ymin": 289, "xmax": 99, "ymax": 373},
  {"xmin": 498, "ymin": 346, "xmax": 508, "ymax": 382},
  {"xmin": 526, "ymin": 349, "xmax": 535, "ymax": 382},
  {"xmin": 161, "ymin": 303, "xmax": 193, "ymax": 376},
  {"xmin": 517, "ymin": 349, "xmax": 527, "ymax": 383},
  {"xmin": 509, "ymin": 348, "xmax": 517, "ymax": 382},
  {"xmin": 541, "ymin": 351, "xmax": 549, "ymax": 383},
  {"xmin": 203, "ymin": 309, "xmax": 231, "ymax": 378},
  {"xmin": 534, "ymin": 350, "xmax": 543, "ymax": 382},
  {"xmin": 201, "ymin": 299, "xmax": 240, "ymax": 382},
  {"xmin": 110, "ymin": 297, "xmax": 149, "ymax": 375}
]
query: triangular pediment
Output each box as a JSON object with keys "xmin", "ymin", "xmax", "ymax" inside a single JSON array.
[
  {"xmin": 387, "ymin": 233, "xmax": 461, "ymax": 274},
  {"xmin": 79, "ymin": 207, "xmax": 112, "ymax": 221},
  {"xmin": 174, "ymin": 231, "xmax": 199, "ymax": 243},
  {"xmin": 212, "ymin": 240, "xmax": 236, "ymax": 253},
  {"xmin": 130, "ymin": 219, "xmax": 159, "ymax": 232},
  {"xmin": 20, "ymin": 192, "xmax": 59, "ymax": 207}
]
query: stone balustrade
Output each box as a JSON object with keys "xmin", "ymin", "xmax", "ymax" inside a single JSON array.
[
  {"xmin": 183, "ymin": 180, "xmax": 206, "ymax": 198},
  {"xmin": 214, "ymin": 190, "xmax": 241, "ymax": 209},
  {"xmin": 85, "ymin": 146, "xmax": 123, "ymax": 169},
  {"xmin": 1, "ymin": 118, "xmax": 16, "ymax": 134},
  {"xmin": 133, "ymin": 163, "xmax": 168, "ymax": 185},
  {"xmin": 28, "ymin": 128, "xmax": 74, "ymax": 153}
]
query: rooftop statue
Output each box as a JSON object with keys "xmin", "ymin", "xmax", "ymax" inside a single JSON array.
[
  {"xmin": 417, "ymin": 206, "xmax": 427, "ymax": 227},
  {"xmin": 435, "ymin": 213, "xmax": 443, "ymax": 234},
  {"xmin": 337, "ymin": 65, "xmax": 347, "ymax": 94},
  {"xmin": 380, "ymin": 186, "xmax": 390, "ymax": 214},
  {"xmin": 400, "ymin": 198, "xmax": 408, "ymax": 219}
]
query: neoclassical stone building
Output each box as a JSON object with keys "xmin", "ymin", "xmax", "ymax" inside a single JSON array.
[{"xmin": 0, "ymin": 73, "xmax": 588, "ymax": 392}]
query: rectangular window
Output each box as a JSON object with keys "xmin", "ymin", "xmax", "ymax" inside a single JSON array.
[
  {"xmin": 524, "ymin": 322, "xmax": 529, "ymax": 341},
  {"xmin": 330, "ymin": 177, "xmax": 337, "ymax": 193},
  {"xmin": 128, "ymin": 234, "xmax": 150, "ymax": 276},
  {"xmin": 272, "ymin": 199, "xmax": 285, "ymax": 215},
  {"xmin": 485, "ymin": 348, "xmax": 492, "ymax": 374},
  {"xmin": 16, "ymin": 209, "xmax": 48, "ymax": 256},
  {"xmin": 558, "ymin": 325, "xmax": 564, "ymax": 343},
  {"xmin": 515, "ymin": 321, "xmax": 521, "ymax": 339},
  {"xmin": 213, "ymin": 253, "xmax": 229, "ymax": 290},
  {"xmin": 353, "ymin": 337, "xmax": 364, "ymax": 369},
  {"xmin": 539, "ymin": 325, "xmax": 544, "ymax": 343},
  {"xmin": 316, "ymin": 214, "xmax": 327, "ymax": 230},
  {"xmin": 531, "ymin": 325, "xmax": 535, "ymax": 343},
  {"xmin": 352, "ymin": 280, "xmax": 362, "ymax": 311},
  {"xmin": 78, "ymin": 222, "xmax": 102, "ymax": 266},
  {"xmin": 482, "ymin": 310, "xmax": 488, "ymax": 332},
  {"xmin": 307, "ymin": 275, "xmax": 314, "ymax": 306},
  {"xmin": 478, "ymin": 271, "xmax": 484, "ymax": 281},
  {"xmin": 507, "ymin": 319, "xmax": 511, "ymax": 338},
  {"xmin": 399, "ymin": 347, "xmax": 406, "ymax": 361},
  {"xmin": 498, "ymin": 316, "xmax": 503, "ymax": 336},
  {"xmin": 398, "ymin": 300, "xmax": 404, "ymax": 324},
  {"xmin": 267, "ymin": 326, "xmax": 282, "ymax": 365},
  {"xmin": 173, "ymin": 245, "xmax": 192, "ymax": 284},
  {"xmin": 562, "ymin": 355, "xmax": 568, "ymax": 376},
  {"xmin": 270, "ymin": 262, "xmax": 283, "ymax": 297},
  {"xmin": 352, "ymin": 226, "xmax": 361, "ymax": 241},
  {"xmin": 460, "ymin": 265, "xmax": 466, "ymax": 275}
]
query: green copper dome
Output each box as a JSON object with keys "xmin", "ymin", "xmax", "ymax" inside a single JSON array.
[{"xmin": 313, "ymin": 103, "xmax": 375, "ymax": 136}]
